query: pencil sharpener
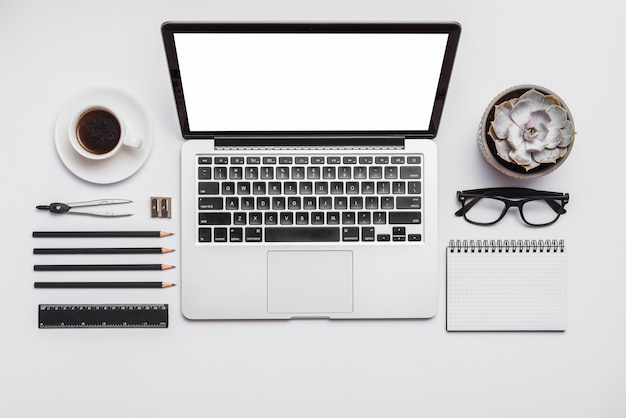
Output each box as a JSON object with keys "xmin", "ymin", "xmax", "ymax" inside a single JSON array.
[{"xmin": 151, "ymin": 197, "xmax": 172, "ymax": 218}]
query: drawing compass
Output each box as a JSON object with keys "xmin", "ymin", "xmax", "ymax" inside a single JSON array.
[{"xmin": 36, "ymin": 199, "xmax": 133, "ymax": 217}]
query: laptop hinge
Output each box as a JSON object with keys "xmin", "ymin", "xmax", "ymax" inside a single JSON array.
[{"xmin": 213, "ymin": 135, "xmax": 406, "ymax": 149}]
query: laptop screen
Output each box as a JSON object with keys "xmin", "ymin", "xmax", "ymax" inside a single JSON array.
[{"xmin": 162, "ymin": 22, "xmax": 461, "ymax": 139}]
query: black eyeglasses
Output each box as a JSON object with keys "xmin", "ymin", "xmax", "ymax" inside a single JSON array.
[{"xmin": 455, "ymin": 187, "xmax": 569, "ymax": 226}]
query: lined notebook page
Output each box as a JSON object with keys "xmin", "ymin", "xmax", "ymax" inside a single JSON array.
[{"xmin": 446, "ymin": 240, "xmax": 567, "ymax": 331}]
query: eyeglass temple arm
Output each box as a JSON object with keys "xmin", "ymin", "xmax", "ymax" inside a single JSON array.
[
  {"xmin": 546, "ymin": 198, "xmax": 568, "ymax": 214},
  {"xmin": 454, "ymin": 194, "xmax": 481, "ymax": 216}
]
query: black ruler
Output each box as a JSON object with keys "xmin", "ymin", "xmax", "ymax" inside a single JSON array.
[{"xmin": 38, "ymin": 304, "xmax": 168, "ymax": 329}]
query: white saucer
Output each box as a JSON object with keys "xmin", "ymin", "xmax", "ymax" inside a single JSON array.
[{"xmin": 54, "ymin": 86, "xmax": 153, "ymax": 184}]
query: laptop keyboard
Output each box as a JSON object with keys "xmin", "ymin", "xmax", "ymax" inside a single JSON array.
[{"xmin": 196, "ymin": 154, "xmax": 424, "ymax": 243}]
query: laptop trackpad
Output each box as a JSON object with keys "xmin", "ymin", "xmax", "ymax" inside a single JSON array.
[{"xmin": 267, "ymin": 251, "xmax": 353, "ymax": 314}]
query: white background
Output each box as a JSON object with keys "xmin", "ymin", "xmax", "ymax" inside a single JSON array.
[{"xmin": 1, "ymin": 1, "xmax": 625, "ymax": 417}]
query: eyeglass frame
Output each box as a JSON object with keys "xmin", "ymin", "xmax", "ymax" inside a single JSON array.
[{"xmin": 455, "ymin": 187, "xmax": 569, "ymax": 226}]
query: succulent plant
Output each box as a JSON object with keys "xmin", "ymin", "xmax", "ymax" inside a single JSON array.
[{"xmin": 488, "ymin": 88, "xmax": 574, "ymax": 171}]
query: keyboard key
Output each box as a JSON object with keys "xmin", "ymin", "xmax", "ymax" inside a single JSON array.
[
  {"xmin": 214, "ymin": 167, "xmax": 227, "ymax": 180},
  {"xmin": 241, "ymin": 196, "xmax": 254, "ymax": 210},
  {"xmin": 265, "ymin": 212, "xmax": 278, "ymax": 225},
  {"xmin": 214, "ymin": 228, "xmax": 228, "ymax": 242},
  {"xmin": 229, "ymin": 167, "xmax": 243, "ymax": 179},
  {"xmin": 245, "ymin": 167, "xmax": 259, "ymax": 179},
  {"xmin": 342, "ymin": 227, "xmax": 359, "ymax": 241},
  {"xmin": 199, "ymin": 213, "xmax": 231, "ymax": 225},
  {"xmin": 397, "ymin": 196, "xmax": 421, "ymax": 209},
  {"xmin": 338, "ymin": 166, "xmax": 352, "ymax": 179},
  {"xmin": 222, "ymin": 182, "xmax": 235, "ymax": 195},
  {"xmin": 199, "ymin": 197, "xmax": 223, "ymax": 210},
  {"xmin": 245, "ymin": 228, "xmax": 263, "ymax": 242},
  {"xmin": 284, "ymin": 182, "xmax": 298, "ymax": 195},
  {"xmin": 276, "ymin": 167, "xmax": 289, "ymax": 179},
  {"xmin": 296, "ymin": 212, "xmax": 309, "ymax": 225},
  {"xmin": 389, "ymin": 211, "xmax": 421, "ymax": 224},
  {"xmin": 346, "ymin": 182, "xmax": 359, "ymax": 194},
  {"xmin": 280, "ymin": 212, "xmax": 293, "ymax": 225},
  {"xmin": 319, "ymin": 196, "xmax": 333, "ymax": 210},
  {"xmin": 400, "ymin": 166, "xmax": 421, "ymax": 179},
  {"xmin": 272, "ymin": 197, "xmax": 285, "ymax": 210},
  {"xmin": 265, "ymin": 227, "xmax": 340, "ymax": 242},
  {"xmin": 198, "ymin": 182, "xmax": 219, "ymax": 195},
  {"xmin": 358, "ymin": 212, "xmax": 371, "ymax": 224},
  {"xmin": 369, "ymin": 166, "xmax": 382, "ymax": 179},
  {"xmin": 312, "ymin": 212, "xmax": 325, "ymax": 225},
  {"xmin": 373, "ymin": 212, "xmax": 386, "ymax": 224},
  {"xmin": 384, "ymin": 166, "xmax": 398, "ymax": 179},
  {"xmin": 198, "ymin": 167, "xmax": 211, "ymax": 179},
  {"xmin": 230, "ymin": 228, "xmax": 243, "ymax": 242},
  {"xmin": 261, "ymin": 167, "xmax": 274, "ymax": 179},
  {"xmin": 327, "ymin": 212, "xmax": 340, "ymax": 224},
  {"xmin": 362, "ymin": 227, "xmax": 375, "ymax": 241},
  {"xmin": 237, "ymin": 182, "xmax": 251, "ymax": 195},
  {"xmin": 292, "ymin": 166, "xmax": 305, "ymax": 179},
  {"xmin": 365, "ymin": 196, "xmax": 378, "ymax": 209},
  {"xmin": 392, "ymin": 181, "xmax": 405, "ymax": 194},
  {"xmin": 307, "ymin": 166, "xmax": 321, "ymax": 179},
  {"xmin": 198, "ymin": 228, "xmax": 211, "ymax": 242},
  {"xmin": 354, "ymin": 166, "xmax": 367, "ymax": 179},
  {"xmin": 342, "ymin": 212, "xmax": 355, "ymax": 225}
]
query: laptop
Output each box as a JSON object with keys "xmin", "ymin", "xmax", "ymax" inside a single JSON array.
[{"xmin": 161, "ymin": 21, "xmax": 461, "ymax": 320}]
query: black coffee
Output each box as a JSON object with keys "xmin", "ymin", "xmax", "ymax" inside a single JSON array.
[{"xmin": 76, "ymin": 109, "xmax": 121, "ymax": 155}]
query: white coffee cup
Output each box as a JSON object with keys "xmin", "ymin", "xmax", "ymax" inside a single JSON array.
[{"xmin": 69, "ymin": 106, "xmax": 142, "ymax": 160}]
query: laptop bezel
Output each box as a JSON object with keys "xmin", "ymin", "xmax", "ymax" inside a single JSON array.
[{"xmin": 161, "ymin": 21, "xmax": 461, "ymax": 144}]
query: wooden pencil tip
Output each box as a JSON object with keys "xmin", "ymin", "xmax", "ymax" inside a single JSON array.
[
  {"xmin": 162, "ymin": 247, "xmax": 175, "ymax": 253},
  {"xmin": 159, "ymin": 231, "xmax": 174, "ymax": 237},
  {"xmin": 162, "ymin": 282, "xmax": 176, "ymax": 288},
  {"xmin": 162, "ymin": 264, "xmax": 175, "ymax": 270}
]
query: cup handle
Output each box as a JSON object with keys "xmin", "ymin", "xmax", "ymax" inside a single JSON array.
[{"xmin": 122, "ymin": 134, "xmax": 143, "ymax": 149}]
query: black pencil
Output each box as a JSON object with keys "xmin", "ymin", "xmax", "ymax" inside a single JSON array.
[
  {"xmin": 33, "ymin": 247, "xmax": 175, "ymax": 255},
  {"xmin": 34, "ymin": 281, "xmax": 176, "ymax": 289},
  {"xmin": 32, "ymin": 231, "xmax": 173, "ymax": 238},
  {"xmin": 34, "ymin": 264, "xmax": 175, "ymax": 271}
]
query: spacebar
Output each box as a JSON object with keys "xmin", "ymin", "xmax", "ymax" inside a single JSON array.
[{"xmin": 265, "ymin": 227, "xmax": 340, "ymax": 242}]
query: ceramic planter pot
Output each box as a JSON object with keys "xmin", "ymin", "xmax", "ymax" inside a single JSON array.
[{"xmin": 478, "ymin": 84, "xmax": 575, "ymax": 179}]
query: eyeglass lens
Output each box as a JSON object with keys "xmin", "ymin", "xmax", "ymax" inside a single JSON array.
[{"xmin": 463, "ymin": 196, "xmax": 564, "ymax": 226}]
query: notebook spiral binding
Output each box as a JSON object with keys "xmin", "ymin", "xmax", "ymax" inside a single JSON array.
[{"xmin": 448, "ymin": 239, "xmax": 565, "ymax": 253}]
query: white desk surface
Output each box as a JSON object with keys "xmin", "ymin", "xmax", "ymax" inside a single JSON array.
[{"xmin": 2, "ymin": 0, "xmax": 625, "ymax": 416}]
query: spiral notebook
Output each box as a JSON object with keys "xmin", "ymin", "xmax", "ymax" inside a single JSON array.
[{"xmin": 446, "ymin": 239, "xmax": 567, "ymax": 331}]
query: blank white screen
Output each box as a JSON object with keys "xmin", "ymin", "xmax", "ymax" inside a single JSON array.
[{"xmin": 174, "ymin": 32, "xmax": 449, "ymax": 132}]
